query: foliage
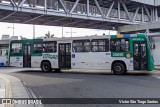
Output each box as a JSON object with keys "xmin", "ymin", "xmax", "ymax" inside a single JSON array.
[
  {"xmin": 45, "ymin": 31, "xmax": 54, "ymax": 38},
  {"xmin": 20, "ymin": 36, "xmax": 27, "ymax": 40}
]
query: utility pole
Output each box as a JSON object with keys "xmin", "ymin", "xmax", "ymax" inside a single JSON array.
[
  {"xmin": 62, "ymin": 27, "xmax": 64, "ymax": 37},
  {"xmin": 13, "ymin": 23, "xmax": 14, "ymax": 36},
  {"xmin": 7, "ymin": 23, "xmax": 15, "ymax": 36},
  {"xmin": 33, "ymin": 24, "xmax": 35, "ymax": 39},
  {"xmin": 66, "ymin": 27, "xmax": 76, "ymax": 37}
]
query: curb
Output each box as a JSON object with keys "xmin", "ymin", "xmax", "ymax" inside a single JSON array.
[
  {"xmin": 0, "ymin": 74, "xmax": 43, "ymax": 107},
  {"xmin": 0, "ymin": 74, "xmax": 13, "ymax": 107},
  {"xmin": 0, "ymin": 75, "xmax": 12, "ymax": 98}
]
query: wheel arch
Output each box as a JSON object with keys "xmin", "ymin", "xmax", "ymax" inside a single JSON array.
[
  {"xmin": 111, "ymin": 60, "xmax": 127, "ymax": 71},
  {"xmin": 41, "ymin": 60, "xmax": 52, "ymax": 68}
]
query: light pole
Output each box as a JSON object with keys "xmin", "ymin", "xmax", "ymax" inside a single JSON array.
[
  {"xmin": 62, "ymin": 26, "xmax": 64, "ymax": 37},
  {"xmin": 33, "ymin": 24, "xmax": 35, "ymax": 39},
  {"xmin": 7, "ymin": 23, "xmax": 15, "ymax": 36}
]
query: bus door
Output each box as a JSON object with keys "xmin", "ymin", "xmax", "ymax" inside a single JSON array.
[
  {"xmin": 23, "ymin": 44, "xmax": 31, "ymax": 67},
  {"xmin": 58, "ymin": 43, "xmax": 71, "ymax": 69},
  {"xmin": 133, "ymin": 42, "xmax": 147, "ymax": 70}
]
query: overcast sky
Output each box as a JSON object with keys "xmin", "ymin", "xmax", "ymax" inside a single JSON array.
[{"xmin": 0, "ymin": 22, "xmax": 117, "ymax": 39}]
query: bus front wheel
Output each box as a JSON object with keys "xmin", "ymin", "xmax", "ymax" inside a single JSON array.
[
  {"xmin": 112, "ymin": 62, "xmax": 126, "ymax": 75},
  {"xmin": 41, "ymin": 62, "xmax": 52, "ymax": 72}
]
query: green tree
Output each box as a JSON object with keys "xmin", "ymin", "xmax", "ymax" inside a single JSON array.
[{"xmin": 45, "ymin": 31, "xmax": 54, "ymax": 38}]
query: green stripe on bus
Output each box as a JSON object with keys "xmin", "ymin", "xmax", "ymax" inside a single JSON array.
[{"xmin": 111, "ymin": 52, "xmax": 127, "ymax": 57}]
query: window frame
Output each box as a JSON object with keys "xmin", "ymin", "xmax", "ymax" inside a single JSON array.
[
  {"xmin": 72, "ymin": 39, "xmax": 90, "ymax": 53},
  {"xmin": 91, "ymin": 39, "xmax": 109, "ymax": 52},
  {"xmin": 43, "ymin": 41, "xmax": 57, "ymax": 53},
  {"xmin": 110, "ymin": 38, "xmax": 129, "ymax": 52}
]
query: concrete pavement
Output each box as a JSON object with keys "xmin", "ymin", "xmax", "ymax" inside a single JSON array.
[
  {"xmin": 0, "ymin": 73, "xmax": 42, "ymax": 107},
  {"xmin": 0, "ymin": 67, "xmax": 160, "ymax": 107}
]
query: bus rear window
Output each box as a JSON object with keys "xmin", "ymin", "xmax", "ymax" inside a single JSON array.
[
  {"xmin": 11, "ymin": 43, "xmax": 22, "ymax": 53},
  {"xmin": 110, "ymin": 39, "xmax": 129, "ymax": 52}
]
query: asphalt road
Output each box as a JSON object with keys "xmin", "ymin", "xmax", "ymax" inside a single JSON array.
[{"xmin": 1, "ymin": 67, "xmax": 160, "ymax": 107}]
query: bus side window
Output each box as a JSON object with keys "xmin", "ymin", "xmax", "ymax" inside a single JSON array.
[
  {"xmin": 121, "ymin": 39, "xmax": 126, "ymax": 51},
  {"xmin": 73, "ymin": 40, "xmax": 90, "ymax": 52},
  {"xmin": 84, "ymin": 41, "xmax": 90, "ymax": 52},
  {"xmin": 33, "ymin": 42, "xmax": 42, "ymax": 53},
  {"xmin": 110, "ymin": 39, "xmax": 129, "ymax": 52},
  {"xmin": 91, "ymin": 39, "xmax": 109, "ymax": 52},
  {"xmin": 11, "ymin": 43, "xmax": 22, "ymax": 53},
  {"xmin": 110, "ymin": 40, "xmax": 116, "ymax": 51},
  {"xmin": 43, "ymin": 41, "xmax": 57, "ymax": 53},
  {"xmin": 6, "ymin": 50, "xmax": 8, "ymax": 56},
  {"xmin": 116, "ymin": 40, "xmax": 121, "ymax": 51},
  {"xmin": 42, "ymin": 45, "xmax": 45, "ymax": 52}
]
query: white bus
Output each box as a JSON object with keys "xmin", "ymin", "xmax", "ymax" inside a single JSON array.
[
  {"xmin": 0, "ymin": 49, "xmax": 8, "ymax": 66},
  {"xmin": 9, "ymin": 34, "xmax": 154, "ymax": 75}
]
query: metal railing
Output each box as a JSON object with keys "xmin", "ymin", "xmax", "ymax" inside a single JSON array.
[{"xmin": 0, "ymin": 0, "xmax": 155, "ymax": 23}]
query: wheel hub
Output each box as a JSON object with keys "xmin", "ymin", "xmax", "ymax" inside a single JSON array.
[
  {"xmin": 44, "ymin": 64, "xmax": 48, "ymax": 70},
  {"xmin": 116, "ymin": 66, "xmax": 121, "ymax": 72}
]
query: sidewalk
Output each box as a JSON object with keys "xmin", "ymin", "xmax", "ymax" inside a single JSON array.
[{"xmin": 0, "ymin": 74, "xmax": 42, "ymax": 107}]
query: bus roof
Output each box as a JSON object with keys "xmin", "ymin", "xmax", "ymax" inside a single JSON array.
[
  {"xmin": 43, "ymin": 35, "xmax": 111, "ymax": 41},
  {"xmin": 10, "ymin": 39, "xmax": 43, "ymax": 43},
  {"xmin": 10, "ymin": 34, "xmax": 148, "ymax": 42}
]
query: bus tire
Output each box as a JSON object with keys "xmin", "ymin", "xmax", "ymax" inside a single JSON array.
[
  {"xmin": 41, "ymin": 61, "xmax": 52, "ymax": 72},
  {"xmin": 112, "ymin": 62, "xmax": 126, "ymax": 75}
]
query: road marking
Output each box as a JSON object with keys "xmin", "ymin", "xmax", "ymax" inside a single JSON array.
[{"xmin": 152, "ymin": 75, "xmax": 160, "ymax": 79}]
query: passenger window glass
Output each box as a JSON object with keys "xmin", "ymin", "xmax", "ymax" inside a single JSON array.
[
  {"xmin": 11, "ymin": 43, "xmax": 22, "ymax": 53},
  {"xmin": 91, "ymin": 39, "xmax": 109, "ymax": 52},
  {"xmin": 110, "ymin": 39, "xmax": 129, "ymax": 52},
  {"xmin": 43, "ymin": 41, "xmax": 57, "ymax": 53},
  {"xmin": 73, "ymin": 40, "xmax": 90, "ymax": 52},
  {"xmin": 0, "ymin": 49, "xmax": 8, "ymax": 56},
  {"xmin": 33, "ymin": 42, "xmax": 42, "ymax": 53},
  {"xmin": 116, "ymin": 40, "xmax": 121, "ymax": 51}
]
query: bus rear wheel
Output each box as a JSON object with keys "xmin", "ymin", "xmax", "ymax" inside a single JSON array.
[
  {"xmin": 112, "ymin": 62, "xmax": 126, "ymax": 75},
  {"xmin": 41, "ymin": 62, "xmax": 52, "ymax": 72}
]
